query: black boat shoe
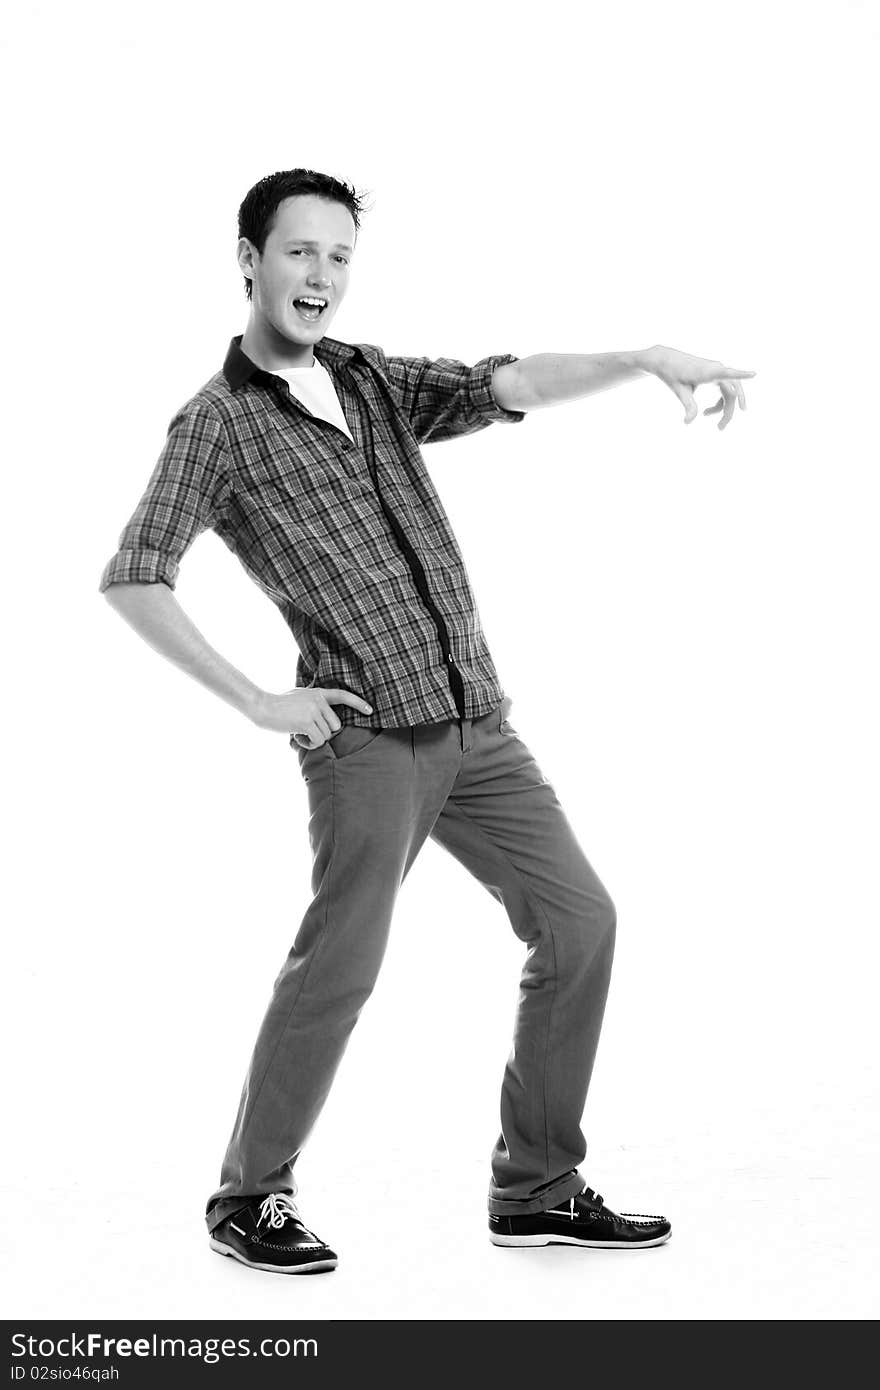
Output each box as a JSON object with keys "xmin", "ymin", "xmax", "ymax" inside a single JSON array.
[
  {"xmin": 210, "ymin": 1193, "xmax": 338, "ymax": 1274},
  {"xmin": 489, "ymin": 1184, "xmax": 671, "ymax": 1249}
]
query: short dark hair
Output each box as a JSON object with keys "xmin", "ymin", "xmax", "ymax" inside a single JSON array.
[{"xmin": 237, "ymin": 168, "xmax": 371, "ymax": 301}]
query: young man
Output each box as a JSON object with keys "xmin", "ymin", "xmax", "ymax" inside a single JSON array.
[{"xmin": 99, "ymin": 168, "xmax": 754, "ymax": 1275}]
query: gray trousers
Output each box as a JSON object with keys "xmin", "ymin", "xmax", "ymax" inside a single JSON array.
[{"xmin": 205, "ymin": 695, "xmax": 616, "ymax": 1233}]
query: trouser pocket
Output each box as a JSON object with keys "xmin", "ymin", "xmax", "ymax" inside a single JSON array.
[
  {"xmin": 498, "ymin": 693, "xmax": 515, "ymax": 734},
  {"xmin": 327, "ymin": 725, "xmax": 383, "ymax": 761}
]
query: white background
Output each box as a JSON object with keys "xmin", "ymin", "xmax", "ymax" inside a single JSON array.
[{"xmin": 2, "ymin": 0, "xmax": 877, "ymax": 1322}]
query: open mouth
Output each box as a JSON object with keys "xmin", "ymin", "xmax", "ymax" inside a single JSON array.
[{"xmin": 292, "ymin": 297, "xmax": 328, "ymax": 321}]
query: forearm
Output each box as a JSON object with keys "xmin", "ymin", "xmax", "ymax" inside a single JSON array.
[
  {"xmin": 494, "ymin": 348, "xmax": 651, "ymax": 411},
  {"xmin": 103, "ymin": 581, "xmax": 262, "ymax": 720}
]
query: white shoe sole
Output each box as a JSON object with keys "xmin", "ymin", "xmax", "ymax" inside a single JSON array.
[
  {"xmin": 490, "ymin": 1231, "xmax": 671, "ymax": 1249},
  {"xmin": 210, "ymin": 1236, "xmax": 337, "ymax": 1274}
]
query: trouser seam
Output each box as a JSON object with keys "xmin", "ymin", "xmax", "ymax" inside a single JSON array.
[
  {"xmin": 437, "ymin": 795, "xmax": 559, "ymax": 1183},
  {"xmin": 229, "ymin": 758, "xmax": 338, "ymax": 1156}
]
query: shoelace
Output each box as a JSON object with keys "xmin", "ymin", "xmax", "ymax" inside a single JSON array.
[
  {"xmin": 564, "ymin": 1185, "xmax": 604, "ymax": 1219},
  {"xmin": 257, "ymin": 1193, "xmax": 302, "ymax": 1230},
  {"xmin": 565, "ymin": 1187, "xmax": 665, "ymax": 1223}
]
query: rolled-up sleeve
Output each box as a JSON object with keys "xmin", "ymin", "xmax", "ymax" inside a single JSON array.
[
  {"xmin": 379, "ymin": 350, "xmax": 526, "ymax": 445},
  {"xmin": 98, "ymin": 403, "xmax": 233, "ymax": 594}
]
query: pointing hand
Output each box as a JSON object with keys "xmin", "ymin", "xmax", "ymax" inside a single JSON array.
[{"xmin": 641, "ymin": 345, "xmax": 756, "ymax": 430}]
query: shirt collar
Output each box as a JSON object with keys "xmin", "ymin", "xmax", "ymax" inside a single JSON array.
[{"xmin": 222, "ymin": 332, "xmax": 378, "ymax": 391}]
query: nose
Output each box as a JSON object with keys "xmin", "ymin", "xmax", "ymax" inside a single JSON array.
[{"xmin": 308, "ymin": 266, "xmax": 332, "ymax": 288}]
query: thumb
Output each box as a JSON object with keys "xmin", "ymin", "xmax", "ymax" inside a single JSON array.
[{"xmin": 670, "ymin": 381, "xmax": 698, "ymax": 424}]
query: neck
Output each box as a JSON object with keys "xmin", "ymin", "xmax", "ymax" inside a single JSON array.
[{"xmin": 240, "ymin": 313, "xmax": 315, "ymax": 371}]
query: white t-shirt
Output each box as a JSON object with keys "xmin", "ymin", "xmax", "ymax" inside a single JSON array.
[{"xmin": 271, "ymin": 358, "xmax": 355, "ymax": 443}]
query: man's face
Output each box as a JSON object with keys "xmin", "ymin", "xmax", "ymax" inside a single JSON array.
[{"xmin": 240, "ymin": 194, "xmax": 355, "ymax": 348}]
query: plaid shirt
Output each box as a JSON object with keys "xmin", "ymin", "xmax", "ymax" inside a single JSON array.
[{"xmin": 98, "ymin": 333, "xmax": 526, "ymax": 729}]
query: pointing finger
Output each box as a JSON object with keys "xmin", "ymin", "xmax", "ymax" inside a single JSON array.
[{"xmin": 717, "ymin": 382, "xmax": 735, "ymax": 429}]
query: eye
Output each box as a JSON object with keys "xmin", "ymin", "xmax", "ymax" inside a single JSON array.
[{"xmin": 334, "ymin": 256, "xmax": 349, "ymax": 264}]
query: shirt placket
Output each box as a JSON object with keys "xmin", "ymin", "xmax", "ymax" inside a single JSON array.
[{"xmin": 339, "ymin": 366, "xmax": 468, "ymax": 721}]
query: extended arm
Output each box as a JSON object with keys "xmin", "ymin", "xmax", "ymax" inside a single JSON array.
[
  {"xmin": 492, "ymin": 345, "xmax": 756, "ymax": 429},
  {"xmin": 492, "ymin": 350, "xmax": 649, "ymax": 411}
]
